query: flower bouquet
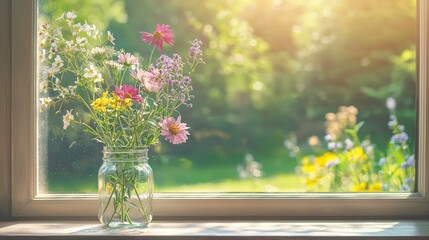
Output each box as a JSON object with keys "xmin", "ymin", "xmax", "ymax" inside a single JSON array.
[{"xmin": 38, "ymin": 12, "xmax": 203, "ymax": 227}]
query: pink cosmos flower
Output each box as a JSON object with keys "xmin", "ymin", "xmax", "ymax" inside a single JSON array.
[
  {"xmin": 142, "ymin": 68, "xmax": 163, "ymax": 92},
  {"xmin": 141, "ymin": 24, "xmax": 175, "ymax": 50},
  {"xmin": 160, "ymin": 116, "xmax": 190, "ymax": 144},
  {"xmin": 118, "ymin": 52, "xmax": 139, "ymax": 66},
  {"xmin": 130, "ymin": 68, "xmax": 144, "ymax": 80},
  {"xmin": 113, "ymin": 84, "xmax": 142, "ymax": 103},
  {"xmin": 130, "ymin": 68, "xmax": 163, "ymax": 92}
]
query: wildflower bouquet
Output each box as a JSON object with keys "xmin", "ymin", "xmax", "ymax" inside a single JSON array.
[
  {"xmin": 298, "ymin": 99, "xmax": 415, "ymax": 192},
  {"xmin": 38, "ymin": 12, "xmax": 203, "ymax": 226}
]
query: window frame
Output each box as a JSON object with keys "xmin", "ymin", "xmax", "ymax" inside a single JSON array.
[
  {"xmin": 0, "ymin": 0, "xmax": 12, "ymax": 220},
  {"xmin": 3, "ymin": 0, "xmax": 429, "ymax": 219}
]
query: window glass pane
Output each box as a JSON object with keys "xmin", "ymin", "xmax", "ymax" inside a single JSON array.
[{"xmin": 37, "ymin": 0, "xmax": 416, "ymax": 193}]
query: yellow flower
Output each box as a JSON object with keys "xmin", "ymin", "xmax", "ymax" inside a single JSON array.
[
  {"xmin": 389, "ymin": 165, "xmax": 398, "ymax": 174},
  {"xmin": 91, "ymin": 92, "xmax": 109, "ymax": 112},
  {"xmin": 352, "ymin": 182, "xmax": 367, "ymax": 191},
  {"xmin": 346, "ymin": 146, "xmax": 367, "ymax": 163},
  {"xmin": 301, "ymin": 164, "xmax": 317, "ymax": 174},
  {"xmin": 306, "ymin": 177, "xmax": 318, "ymax": 189},
  {"xmin": 301, "ymin": 157, "xmax": 317, "ymax": 174},
  {"xmin": 352, "ymin": 182, "xmax": 382, "ymax": 192},
  {"xmin": 368, "ymin": 182, "xmax": 382, "ymax": 192},
  {"xmin": 315, "ymin": 152, "xmax": 338, "ymax": 167},
  {"xmin": 109, "ymin": 95, "xmax": 121, "ymax": 110},
  {"xmin": 109, "ymin": 95, "xmax": 132, "ymax": 111}
]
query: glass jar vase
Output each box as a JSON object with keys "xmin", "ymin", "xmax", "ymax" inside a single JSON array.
[{"xmin": 98, "ymin": 147, "xmax": 153, "ymax": 227}]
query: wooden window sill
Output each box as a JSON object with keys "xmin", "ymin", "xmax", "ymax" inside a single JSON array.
[{"xmin": 1, "ymin": 220, "xmax": 429, "ymax": 239}]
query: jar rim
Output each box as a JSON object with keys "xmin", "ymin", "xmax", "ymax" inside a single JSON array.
[
  {"xmin": 103, "ymin": 146, "xmax": 148, "ymax": 152},
  {"xmin": 102, "ymin": 146, "xmax": 149, "ymax": 162}
]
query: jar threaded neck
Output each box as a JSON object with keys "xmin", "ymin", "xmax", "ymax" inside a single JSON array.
[{"xmin": 102, "ymin": 146, "xmax": 148, "ymax": 162}]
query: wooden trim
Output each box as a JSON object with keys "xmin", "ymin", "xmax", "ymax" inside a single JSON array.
[
  {"xmin": 13, "ymin": 193, "xmax": 429, "ymax": 219},
  {"xmin": 11, "ymin": 0, "xmax": 36, "ymax": 217},
  {"xmin": 418, "ymin": 0, "xmax": 429, "ymax": 199},
  {"xmin": 0, "ymin": 0, "xmax": 12, "ymax": 220}
]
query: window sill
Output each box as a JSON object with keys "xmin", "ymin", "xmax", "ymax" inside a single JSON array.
[{"xmin": 1, "ymin": 220, "xmax": 429, "ymax": 239}]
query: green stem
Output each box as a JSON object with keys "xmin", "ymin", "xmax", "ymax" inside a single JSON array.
[
  {"xmin": 102, "ymin": 184, "xmax": 117, "ymax": 215},
  {"xmin": 133, "ymin": 184, "xmax": 151, "ymax": 223},
  {"xmin": 106, "ymin": 192, "xmax": 119, "ymax": 227},
  {"xmin": 73, "ymin": 120, "xmax": 97, "ymax": 136},
  {"xmin": 120, "ymin": 173, "xmax": 127, "ymax": 223},
  {"xmin": 148, "ymin": 46, "xmax": 156, "ymax": 68},
  {"xmin": 118, "ymin": 66, "xmax": 129, "ymax": 86},
  {"xmin": 117, "ymin": 113, "xmax": 130, "ymax": 146}
]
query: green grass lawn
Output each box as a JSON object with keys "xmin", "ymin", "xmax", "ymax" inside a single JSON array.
[
  {"xmin": 45, "ymin": 149, "xmax": 304, "ymax": 193},
  {"xmin": 156, "ymin": 173, "xmax": 304, "ymax": 192},
  {"xmin": 45, "ymin": 172, "xmax": 304, "ymax": 193}
]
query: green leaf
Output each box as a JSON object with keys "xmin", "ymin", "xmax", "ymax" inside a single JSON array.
[{"xmin": 355, "ymin": 121, "xmax": 365, "ymax": 131}]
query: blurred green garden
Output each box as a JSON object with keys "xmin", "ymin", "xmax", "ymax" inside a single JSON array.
[{"xmin": 38, "ymin": 0, "xmax": 416, "ymax": 193}]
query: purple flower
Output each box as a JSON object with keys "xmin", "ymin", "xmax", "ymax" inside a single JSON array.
[
  {"xmin": 400, "ymin": 184, "xmax": 411, "ymax": 192},
  {"xmin": 327, "ymin": 142, "xmax": 336, "ymax": 150},
  {"xmin": 324, "ymin": 134, "xmax": 333, "ymax": 141},
  {"xmin": 401, "ymin": 161, "xmax": 409, "ymax": 169},
  {"xmin": 364, "ymin": 145, "xmax": 374, "ymax": 154},
  {"xmin": 156, "ymin": 54, "xmax": 194, "ymax": 106},
  {"xmin": 378, "ymin": 158, "xmax": 386, "ymax": 166},
  {"xmin": 156, "ymin": 54, "xmax": 184, "ymax": 84},
  {"xmin": 405, "ymin": 177, "xmax": 413, "ymax": 186},
  {"xmin": 406, "ymin": 155, "xmax": 415, "ymax": 166},
  {"xmin": 382, "ymin": 184, "xmax": 389, "ymax": 191},
  {"xmin": 188, "ymin": 39, "xmax": 203, "ymax": 60},
  {"xmin": 345, "ymin": 138, "xmax": 353, "ymax": 150},
  {"xmin": 391, "ymin": 132, "xmax": 408, "ymax": 144},
  {"xmin": 326, "ymin": 158, "xmax": 340, "ymax": 168}
]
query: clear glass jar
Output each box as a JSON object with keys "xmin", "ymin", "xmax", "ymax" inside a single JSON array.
[{"xmin": 98, "ymin": 147, "xmax": 153, "ymax": 227}]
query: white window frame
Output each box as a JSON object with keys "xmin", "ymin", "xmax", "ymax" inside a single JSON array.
[{"xmin": 2, "ymin": 0, "xmax": 429, "ymax": 219}]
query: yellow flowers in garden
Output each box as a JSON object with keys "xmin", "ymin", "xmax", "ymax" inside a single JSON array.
[{"xmin": 298, "ymin": 99, "xmax": 415, "ymax": 192}]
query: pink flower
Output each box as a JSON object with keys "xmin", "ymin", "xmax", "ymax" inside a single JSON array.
[
  {"xmin": 130, "ymin": 68, "xmax": 144, "ymax": 80},
  {"xmin": 160, "ymin": 116, "xmax": 190, "ymax": 144},
  {"xmin": 113, "ymin": 84, "xmax": 142, "ymax": 103},
  {"xmin": 130, "ymin": 68, "xmax": 163, "ymax": 92},
  {"xmin": 142, "ymin": 68, "xmax": 163, "ymax": 92},
  {"xmin": 118, "ymin": 52, "xmax": 138, "ymax": 66},
  {"xmin": 141, "ymin": 24, "xmax": 174, "ymax": 50}
]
